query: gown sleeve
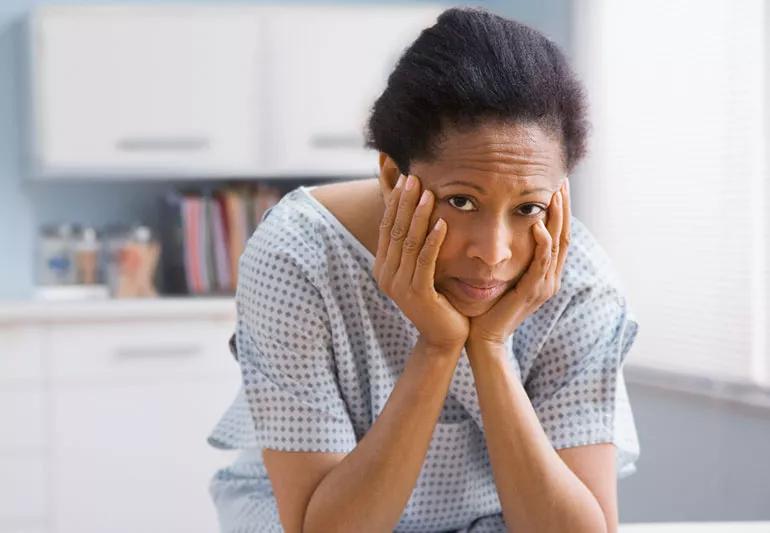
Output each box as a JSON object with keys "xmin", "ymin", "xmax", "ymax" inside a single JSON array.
[
  {"xmin": 233, "ymin": 233, "xmax": 358, "ymax": 454},
  {"xmin": 524, "ymin": 285, "xmax": 641, "ymax": 478}
]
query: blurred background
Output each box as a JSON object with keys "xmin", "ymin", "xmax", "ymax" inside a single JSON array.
[{"xmin": 0, "ymin": 0, "xmax": 768, "ymax": 532}]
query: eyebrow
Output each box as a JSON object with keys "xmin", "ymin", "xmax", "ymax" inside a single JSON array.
[{"xmin": 439, "ymin": 180, "xmax": 552, "ymax": 196}]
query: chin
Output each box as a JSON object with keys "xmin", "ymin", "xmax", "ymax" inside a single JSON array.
[{"xmin": 440, "ymin": 289, "xmax": 494, "ymax": 317}]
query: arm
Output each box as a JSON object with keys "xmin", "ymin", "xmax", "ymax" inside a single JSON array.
[
  {"xmin": 466, "ymin": 340, "xmax": 612, "ymax": 533},
  {"xmin": 301, "ymin": 336, "xmax": 463, "ymax": 533}
]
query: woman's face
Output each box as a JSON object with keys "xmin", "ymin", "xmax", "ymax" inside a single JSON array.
[{"xmin": 392, "ymin": 121, "xmax": 567, "ymax": 318}]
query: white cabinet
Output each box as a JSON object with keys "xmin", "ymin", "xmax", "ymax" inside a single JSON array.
[
  {"xmin": 27, "ymin": 4, "xmax": 444, "ymax": 180},
  {"xmin": 261, "ymin": 5, "xmax": 442, "ymax": 177},
  {"xmin": 52, "ymin": 380, "xmax": 238, "ymax": 533},
  {"xmin": 0, "ymin": 323, "xmax": 43, "ymax": 382},
  {"xmin": 0, "ymin": 324, "xmax": 48, "ymax": 530},
  {"xmin": 28, "ymin": 5, "xmax": 265, "ymax": 179},
  {"xmin": 0, "ymin": 301, "xmax": 242, "ymax": 533}
]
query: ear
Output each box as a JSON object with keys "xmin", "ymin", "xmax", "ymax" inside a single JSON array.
[{"xmin": 378, "ymin": 152, "xmax": 403, "ymax": 193}]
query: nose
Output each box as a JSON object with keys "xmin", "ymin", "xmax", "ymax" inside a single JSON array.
[{"xmin": 466, "ymin": 220, "xmax": 513, "ymax": 267}]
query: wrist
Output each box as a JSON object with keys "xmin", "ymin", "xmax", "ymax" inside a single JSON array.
[
  {"xmin": 465, "ymin": 337, "xmax": 508, "ymax": 358},
  {"xmin": 417, "ymin": 334, "xmax": 465, "ymax": 359}
]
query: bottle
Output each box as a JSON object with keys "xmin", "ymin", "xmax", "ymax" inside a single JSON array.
[
  {"xmin": 103, "ymin": 224, "xmax": 131, "ymax": 297},
  {"xmin": 114, "ymin": 225, "xmax": 161, "ymax": 298},
  {"xmin": 37, "ymin": 223, "xmax": 78, "ymax": 285},
  {"xmin": 74, "ymin": 226, "xmax": 102, "ymax": 285}
]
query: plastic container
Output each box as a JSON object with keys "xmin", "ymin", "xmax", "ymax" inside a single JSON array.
[
  {"xmin": 74, "ymin": 226, "xmax": 102, "ymax": 284},
  {"xmin": 37, "ymin": 223, "xmax": 78, "ymax": 285}
]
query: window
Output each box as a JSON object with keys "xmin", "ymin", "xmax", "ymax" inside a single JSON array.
[{"xmin": 572, "ymin": 0, "xmax": 768, "ymax": 388}]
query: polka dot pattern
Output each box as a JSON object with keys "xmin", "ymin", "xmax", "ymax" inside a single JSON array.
[{"xmin": 208, "ymin": 185, "xmax": 641, "ymax": 532}]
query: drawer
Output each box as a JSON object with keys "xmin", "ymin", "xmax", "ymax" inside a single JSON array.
[
  {"xmin": 51, "ymin": 379, "xmax": 241, "ymax": 532},
  {"xmin": 0, "ymin": 325, "xmax": 44, "ymax": 383},
  {"xmin": 49, "ymin": 318, "xmax": 237, "ymax": 383},
  {"xmin": 0, "ymin": 453, "xmax": 48, "ymax": 521},
  {"xmin": 0, "ymin": 388, "xmax": 47, "ymax": 450}
]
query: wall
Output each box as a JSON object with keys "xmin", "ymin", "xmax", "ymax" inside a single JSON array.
[
  {"xmin": 0, "ymin": 0, "xmax": 571, "ymax": 301},
  {"xmin": 7, "ymin": 0, "xmax": 768, "ymax": 526},
  {"xmin": 622, "ymin": 381, "xmax": 770, "ymax": 522}
]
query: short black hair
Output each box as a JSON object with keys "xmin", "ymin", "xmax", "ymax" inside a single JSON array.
[{"xmin": 364, "ymin": 7, "xmax": 589, "ymax": 176}]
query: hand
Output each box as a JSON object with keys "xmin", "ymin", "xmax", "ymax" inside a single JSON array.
[
  {"xmin": 373, "ymin": 174, "xmax": 470, "ymax": 353},
  {"xmin": 466, "ymin": 177, "xmax": 571, "ymax": 350}
]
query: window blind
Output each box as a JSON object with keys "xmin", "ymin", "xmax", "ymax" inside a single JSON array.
[{"xmin": 571, "ymin": 0, "xmax": 768, "ymax": 386}]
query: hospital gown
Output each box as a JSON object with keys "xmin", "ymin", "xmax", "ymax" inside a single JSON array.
[{"xmin": 207, "ymin": 185, "xmax": 641, "ymax": 532}]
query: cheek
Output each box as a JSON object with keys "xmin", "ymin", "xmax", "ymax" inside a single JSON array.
[{"xmin": 514, "ymin": 227, "xmax": 537, "ymax": 257}]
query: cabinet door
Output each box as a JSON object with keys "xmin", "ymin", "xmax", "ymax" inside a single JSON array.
[
  {"xmin": 51, "ymin": 378, "xmax": 241, "ymax": 533},
  {"xmin": 0, "ymin": 324, "xmax": 44, "ymax": 382},
  {"xmin": 48, "ymin": 317, "xmax": 241, "ymax": 533},
  {"xmin": 0, "ymin": 454, "xmax": 48, "ymax": 527},
  {"xmin": 30, "ymin": 5, "xmax": 264, "ymax": 178},
  {"xmin": 262, "ymin": 5, "xmax": 443, "ymax": 177},
  {"xmin": 0, "ymin": 324, "xmax": 49, "ymax": 529}
]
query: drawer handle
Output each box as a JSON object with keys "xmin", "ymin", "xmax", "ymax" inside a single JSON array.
[
  {"xmin": 114, "ymin": 345, "xmax": 203, "ymax": 359},
  {"xmin": 116, "ymin": 137, "xmax": 210, "ymax": 152},
  {"xmin": 309, "ymin": 133, "xmax": 361, "ymax": 149}
]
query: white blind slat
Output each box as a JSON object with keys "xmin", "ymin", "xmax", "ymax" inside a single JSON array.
[{"xmin": 573, "ymin": 0, "xmax": 767, "ymax": 386}]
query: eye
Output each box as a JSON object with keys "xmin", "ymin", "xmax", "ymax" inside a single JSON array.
[
  {"xmin": 447, "ymin": 195, "xmax": 476, "ymax": 211},
  {"xmin": 446, "ymin": 196, "xmax": 546, "ymax": 217},
  {"xmin": 517, "ymin": 204, "xmax": 547, "ymax": 217}
]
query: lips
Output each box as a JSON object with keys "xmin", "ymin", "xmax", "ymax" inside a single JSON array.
[
  {"xmin": 454, "ymin": 278, "xmax": 506, "ymax": 289},
  {"xmin": 452, "ymin": 278, "xmax": 508, "ymax": 301}
]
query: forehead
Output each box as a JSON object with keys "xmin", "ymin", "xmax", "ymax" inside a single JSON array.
[{"xmin": 415, "ymin": 121, "xmax": 565, "ymax": 192}]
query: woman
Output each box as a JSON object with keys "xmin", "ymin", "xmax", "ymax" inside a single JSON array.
[{"xmin": 207, "ymin": 7, "xmax": 639, "ymax": 533}]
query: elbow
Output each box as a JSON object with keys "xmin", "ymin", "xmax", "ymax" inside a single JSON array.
[
  {"xmin": 585, "ymin": 514, "xmax": 611, "ymax": 533},
  {"xmin": 585, "ymin": 513, "xmax": 611, "ymax": 533},
  {"xmin": 559, "ymin": 512, "xmax": 610, "ymax": 533}
]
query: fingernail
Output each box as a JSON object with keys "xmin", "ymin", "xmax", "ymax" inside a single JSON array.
[
  {"xmin": 395, "ymin": 174, "xmax": 405, "ymax": 189},
  {"xmin": 405, "ymin": 174, "xmax": 416, "ymax": 191},
  {"xmin": 418, "ymin": 189, "xmax": 430, "ymax": 206},
  {"xmin": 565, "ymin": 177, "xmax": 570, "ymax": 193}
]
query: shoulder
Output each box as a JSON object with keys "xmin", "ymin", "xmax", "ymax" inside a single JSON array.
[
  {"xmin": 307, "ymin": 178, "xmax": 381, "ymax": 256},
  {"xmin": 513, "ymin": 215, "xmax": 636, "ymax": 355},
  {"xmin": 240, "ymin": 188, "xmax": 327, "ymax": 282},
  {"xmin": 557, "ymin": 215, "xmax": 632, "ymax": 312},
  {"xmin": 515, "ymin": 215, "xmax": 640, "ymax": 387},
  {"xmin": 236, "ymin": 191, "xmax": 334, "ymax": 349},
  {"xmin": 242, "ymin": 180, "xmax": 377, "ymax": 277}
]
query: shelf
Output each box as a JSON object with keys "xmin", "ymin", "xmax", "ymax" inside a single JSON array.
[{"xmin": 0, "ymin": 296, "xmax": 235, "ymax": 324}]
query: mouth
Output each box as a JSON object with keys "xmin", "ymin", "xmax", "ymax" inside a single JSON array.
[{"xmin": 452, "ymin": 278, "xmax": 508, "ymax": 302}]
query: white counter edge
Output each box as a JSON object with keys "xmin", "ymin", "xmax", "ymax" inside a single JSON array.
[{"xmin": 0, "ymin": 297, "xmax": 236, "ymax": 324}]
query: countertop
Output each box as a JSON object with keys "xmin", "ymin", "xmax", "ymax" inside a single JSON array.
[{"xmin": 0, "ymin": 296, "xmax": 236, "ymax": 324}]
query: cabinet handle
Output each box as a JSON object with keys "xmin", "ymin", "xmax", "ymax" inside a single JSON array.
[
  {"xmin": 310, "ymin": 133, "xmax": 361, "ymax": 149},
  {"xmin": 114, "ymin": 345, "xmax": 203, "ymax": 359},
  {"xmin": 116, "ymin": 137, "xmax": 210, "ymax": 152}
]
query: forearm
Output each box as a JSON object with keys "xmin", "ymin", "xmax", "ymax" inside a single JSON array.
[
  {"xmin": 303, "ymin": 336, "xmax": 463, "ymax": 533},
  {"xmin": 467, "ymin": 342, "xmax": 608, "ymax": 533}
]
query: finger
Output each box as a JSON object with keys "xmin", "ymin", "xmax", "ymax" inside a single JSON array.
[
  {"xmin": 555, "ymin": 178, "xmax": 571, "ymax": 283},
  {"xmin": 383, "ymin": 174, "xmax": 420, "ymax": 284},
  {"xmin": 546, "ymin": 188, "xmax": 563, "ymax": 282},
  {"xmin": 413, "ymin": 217, "xmax": 446, "ymax": 294},
  {"xmin": 374, "ymin": 174, "xmax": 404, "ymax": 282},
  {"xmin": 397, "ymin": 187, "xmax": 434, "ymax": 288},
  {"xmin": 516, "ymin": 220, "xmax": 552, "ymax": 295}
]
